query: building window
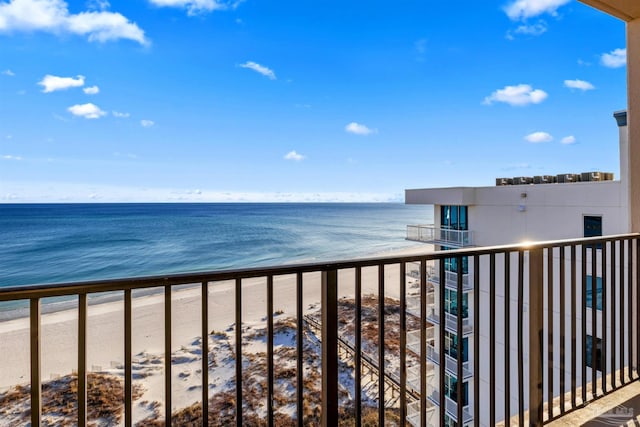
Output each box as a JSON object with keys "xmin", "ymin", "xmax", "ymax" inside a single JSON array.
[
  {"xmin": 586, "ymin": 275, "xmax": 603, "ymax": 311},
  {"xmin": 444, "ymin": 289, "xmax": 469, "ymax": 319},
  {"xmin": 444, "ymin": 331, "xmax": 468, "ymax": 362},
  {"xmin": 441, "ymin": 246, "xmax": 469, "ymax": 275},
  {"xmin": 444, "ymin": 373, "xmax": 469, "ymax": 406},
  {"xmin": 441, "ymin": 206, "xmax": 468, "ymax": 231},
  {"xmin": 584, "ymin": 216, "xmax": 602, "ymax": 238},
  {"xmin": 586, "ymin": 335, "xmax": 602, "ymax": 372},
  {"xmin": 444, "ymin": 414, "xmax": 458, "ymax": 427},
  {"xmin": 584, "ymin": 215, "xmax": 602, "ymax": 249}
]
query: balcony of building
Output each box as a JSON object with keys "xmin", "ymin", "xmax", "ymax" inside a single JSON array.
[
  {"xmin": 406, "ymin": 225, "xmax": 473, "ymax": 248},
  {"xmin": 428, "ymin": 267, "xmax": 472, "ymax": 292},
  {"xmin": 1, "ymin": 233, "xmax": 640, "ymax": 426}
]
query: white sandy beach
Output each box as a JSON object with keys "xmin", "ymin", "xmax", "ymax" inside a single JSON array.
[{"xmin": 0, "ymin": 243, "xmax": 432, "ymax": 424}]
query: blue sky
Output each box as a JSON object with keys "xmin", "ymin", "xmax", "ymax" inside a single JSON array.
[{"xmin": 0, "ymin": 0, "xmax": 628, "ymax": 202}]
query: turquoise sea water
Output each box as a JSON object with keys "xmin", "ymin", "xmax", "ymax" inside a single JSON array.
[{"xmin": 0, "ymin": 203, "xmax": 433, "ymax": 288}]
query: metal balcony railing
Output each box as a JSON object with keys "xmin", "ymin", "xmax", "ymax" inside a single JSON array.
[
  {"xmin": 407, "ymin": 327, "xmax": 435, "ymax": 354},
  {"xmin": 0, "ymin": 233, "xmax": 639, "ymax": 426},
  {"xmin": 427, "ymin": 310, "xmax": 473, "ymax": 335},
  {"xmin": 406, "ymin": 290, "xmax": 434, "ymax": 317},
  {"xmin": 428, "ymin": 268, "xmax": 472, "ymax": 291},
  {"xmin": 406, "ymin": 225, "xmax": 473, "ymax": 247}
]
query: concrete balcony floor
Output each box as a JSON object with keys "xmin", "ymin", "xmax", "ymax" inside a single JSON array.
[{"xmin": 547, "ymin": 380, "xmax": 640, "ymax": 426}]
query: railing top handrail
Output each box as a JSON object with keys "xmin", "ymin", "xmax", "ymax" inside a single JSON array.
[{"xmin": 1, "ymin": 232, "xmax": 638, "ymax": 301}]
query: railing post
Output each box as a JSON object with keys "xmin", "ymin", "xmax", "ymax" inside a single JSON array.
[
  {"xmin": 321, "ymin": 269, "xmax": 339, "ymax": 427},
  {"xmin": 529, "ymin": 248, "xmax": 544, "ymax": 426},
  {"xmin": 30, "ymin": 298, "xmax": 41, "ymax": 427}
]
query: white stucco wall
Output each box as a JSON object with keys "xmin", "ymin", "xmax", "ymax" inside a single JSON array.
[{"xmin": 469, "ymin": 180, "xmax": 628, "ymax": 246}]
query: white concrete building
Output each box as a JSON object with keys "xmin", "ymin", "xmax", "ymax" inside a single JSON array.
[{"xmin": 403, "ymin": 111, "xmax": 630, "ymax": 426}]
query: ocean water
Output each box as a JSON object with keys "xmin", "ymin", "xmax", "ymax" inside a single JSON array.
[{"xmin": 0, "ymin": 203, "xmax": 433, "ymax": 288}]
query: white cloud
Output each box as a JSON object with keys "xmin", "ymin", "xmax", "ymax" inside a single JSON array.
[
  {"xmin": 502, "ymin": 162, "xmax": 532, "ymax": 170},
  {"xmin": 415, "ymin": 38, "xmax": 427, "ymax": 54},
  {"xmin": 140, "ymin": 119, "xmax": 154, "ymax": 127},
  {"xmin": 113, "ymin": 151, "xmax": 137, "ymax": 159},
  {"xmin": 561, "ymin": 135, "xmax": 576, "ymax": 145},
  {"xmin": 83, "ymin": 85, "xmax": 99, "ymax": 94},
  {"xmin": 483, "ymin": 84, "xmax": 548, "ymax": 106},
  {"xmin": 284, "ymin": 150, "xmax": 305, "ymax": 161},
  {"xmin": 504, "ymin": 0, "xmax": 570, "ymax": 21},
  {"xmin": 38, "ymin": 74, "xmax": 85, "ymax": 92},
  {"xmin": 345, "ymin": 122, "xmax": 376, "ymax": 135},
  {"xmin": 601, "ymin": 48, "xmax": 627, "ymax": 68},
  {"xmin": 513, "ymin": 21, "xmax": 547, "ymax": 36},
  {"xmin": 0, "ymin": 181, "xmax": 401, "ymax": 202},
  {"xmin": 525, "ymin": 131, "xmax": 553, "ymax": 143},
  {"xmin": 87, "ymin": 0, "xmax": 110, "ymax": 10},
  {"xmin": 148, "ymin": 0, "xmax": 235, "ymax": 15},
  {"xmin": 239, "ymin": 61, "xmax": 276, "ymax": 80},
  {"xmin": 2, "ymin": 69, "xmax": 14, "ymax": 76},
  {"xmin": 112, "ymin": 111, "xmax": 130, "ymax": 118},
  {"xmin": 564, "ymin": 79, "xmax": 595, "ymax": 91},
  {"xmin": 2, "ymin": 154, "xmax": 22, "ymax": 160},
  {"xmin": 0, "ymin": 0, "xmax": 148, "ymax": 45},
  {"xmin": 67, "ymin": 103, "xmax": 106, "ymax": 119}
]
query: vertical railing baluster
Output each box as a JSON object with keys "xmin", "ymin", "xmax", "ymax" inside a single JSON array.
[
  {"xmin": 504, "ymin": 251, "xmax": 511, "ymax": 424},
  {"xmin": 581, "ymin": 244, "xmax": 587, "ymax": 404},
  {"xmin": 570, "ymin": 245, "xmax": 577, "ymax": 407},
  {"xmin": 419, "ymin": 260, "xmax": 427, "ymax": 427},
  {"xmin": 165, "ymin": 285, "xmax": 172, "ymax": 425},
  {"xmin": 400, "ymin": 263, "xmax": 407, "ymax": 427},
  {"xmin": 529, "ymin": 248, "xmax": 544, "ymax": 426},
  {"xmin": 591, "ymin": 241, "xmax": 597, "ymax": 397},
  {"xmin": 456, "ymin": 256, "xmax": 463, "ymax": 427},
  {"xmin": 202, "ymin": 281, "xmax": 209, "ymax": 426},
  {"xmin": 636, "ymin": 238, "xmax": 640, "ymax": 378},
  {"xmin": 30, "ymin": 297, "xmax": 41, "ymax": 427},
  {"xmin": 267, "ymin": 275, "xmax": 274, "ymax": 427},
  {"xmin": 355, "ymin": 267, "xmax": 362, "ymax": 427},
  {"xmin": 489, "ymin": 253, "xmax": 496, "ymax": 426},
  {"xmin": 611, "ymin": 242, "xmax": 617, "ymax": 391},
  {"xmin": 628, "ymin": 238, "xmax": 634, "ymax": 381},
  {"xmin": 235, "ymin": 278, "xmax": 243, "ymax": 427},
  {"xmin": 321, "ymin": 269, "xmax": 339, "ymax": 427},
  {"xmin": 559, "ymin": 246, "xmax": 566, "ymax": 414},
  {"xmin": 473, "ymin": 255, "xmax": 480, "ymax": 426},
  {"xmin": 378, "ymin": 265, "xmax": 385, "ymax": 426},
  {"xmin": 78, "ymin": 293, "xmax": 88, "ymax": 427},
  {"xmin": 517, "ymin": 250, "xmax": 524, "ymax": 426},
  {"xmin": 548, "ymin": 246, "xmax": 554, "ymax": 420},
  {"xmin": 602, "ymin": 242, "xmax": 608, "ymax": 394},
  {"xmin": 620, "ymin": 240, "xmax": 626, "ymax": 385},
  {"xmin": 438, "ymin": 259, "xmax": 445, "ymax": 427},
  {"xmin": 296, "ymin": 272, "xmax": 304, "ymax": 427},
  {"xmin": 124, "ymin": 289, "xmax": 132, "ymax": 427}
]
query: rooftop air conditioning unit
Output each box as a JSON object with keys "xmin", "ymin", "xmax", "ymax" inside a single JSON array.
[
  {"xmin": 557, "ymin": 173, "xmax": 580, "ymax": 183},
  {"xmin": 581, "ymin": 172, "xmax": 602, "ymax": 181},
  {"xmin": 513, "ymin": 177, "xmax": 533, "ymax": 185},
  {"xmin": 603, "ymin": 172, "xmax": 615, "ymax": 181},
  {"xmin": 533, "ymin": 175, "xmax": 555, "ymax": 184},
  {"xmin": 496, "ymin": 178, "xmax": 512, "ymax": 186}
]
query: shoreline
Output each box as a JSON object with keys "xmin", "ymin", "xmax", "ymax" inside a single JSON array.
[
  {"xmin": 0, "ymin": 242, "xmax": 434, "ymax": 322},
  {"xmin": 0, "ymin": 243, "xmax": 433, "ymax": 391}
]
